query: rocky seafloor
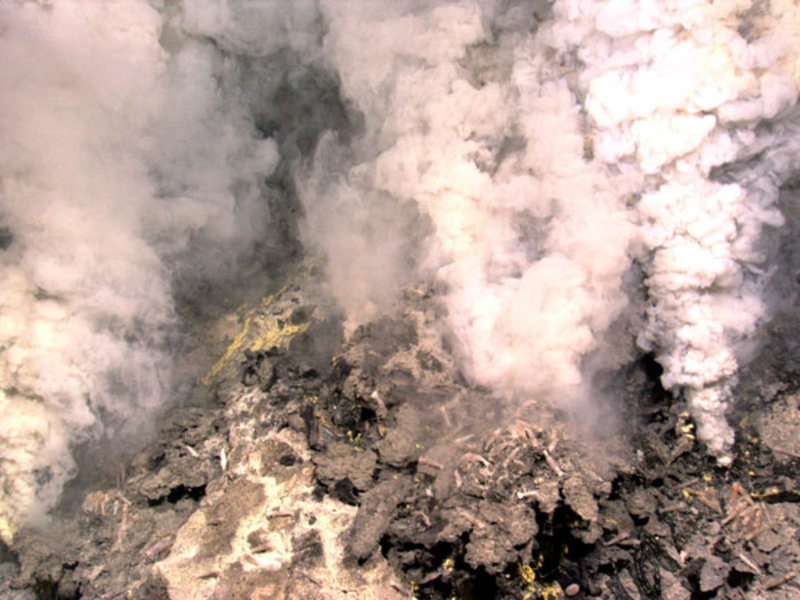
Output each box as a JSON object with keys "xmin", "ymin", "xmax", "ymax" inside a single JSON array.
[{"xmin": 3, "ymin": 270, "xmax": 800, "ymax": 600}]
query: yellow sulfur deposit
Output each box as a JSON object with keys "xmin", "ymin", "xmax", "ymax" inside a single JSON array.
[
  {"xmin": 0, "ymin": 512, "xmax": 18, "ymax": 545},
  {"xmin": 202, "ymin": 287, "xmax": 310, "ymax": 386}
]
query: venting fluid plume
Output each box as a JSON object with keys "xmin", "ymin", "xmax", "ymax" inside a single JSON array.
[
  {"xmin": 0, "ymin": 1, "xmax": 282, "ymax": 537},
  {"xmin": 307, "ymin": 0, "xmax": 800, "ymax": 464},
  {"xmin": 1, "ymin": 0, "xmax": 799, "ymax": 536}
]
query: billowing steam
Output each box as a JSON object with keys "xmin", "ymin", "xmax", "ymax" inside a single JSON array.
[
  {"xmin": 580, "ymin": 1, "xmax": 800, "ymax": 462},
  {"xmin": 308, "ymin": 0, "xmax": 800, "ymax": 464},
  {"xmin": 1, "ymin": 0, "xmax": 798, "ymax": 536},
  {"xmin": 306, "ymin": 0, "xmax": 644, "ymax": 406},
  {"xmin": 0, "ymin": 1, "xmax": 281, "ymax": 536}
]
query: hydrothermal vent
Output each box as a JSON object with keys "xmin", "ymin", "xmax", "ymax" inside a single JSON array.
[{"xmin": 0, "ymin": 0, "xmax": 798, "ymax": 544}]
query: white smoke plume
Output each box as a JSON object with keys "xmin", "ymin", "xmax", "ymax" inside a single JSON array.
[
  {"xmin": 567, "ymin": 0, "xmax": 800, "ymax": 462},
  {"xmin": 1, "ymin": 0, "xmax": 799, "ymax": 537},
  {"xmin": 305, "ymin": 0, "xmax": 644, "ymax": 404},
  {"xmin": 0, "ymin": 1, "xmax": 284, "ymax": 537},
  {"xmin": 307, "ymin": 0, "xmax": 800, "ymax": 463}
]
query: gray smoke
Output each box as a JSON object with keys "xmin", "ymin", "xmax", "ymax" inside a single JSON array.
[{"xmin": 0, "ymin": 1, "xmax": 286, "ymax": 536}]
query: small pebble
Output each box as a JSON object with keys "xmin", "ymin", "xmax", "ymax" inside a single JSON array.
[{"xmin": 565, "ymin": 583, "xmax": 580, "ymax": 597}]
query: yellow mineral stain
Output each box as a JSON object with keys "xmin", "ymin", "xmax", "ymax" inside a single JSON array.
[{"xmin": 202, "ymin": 287, "xmax": 310, "ymax": 386}]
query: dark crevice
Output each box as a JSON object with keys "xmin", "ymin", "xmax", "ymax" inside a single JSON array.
[
  {"xmin": 147, "ymin": 484, "xmax": 207, "ymax": 507},
  {"xmin": 0, "ymin": 225, "xmax": 12, "ymax": 250}
]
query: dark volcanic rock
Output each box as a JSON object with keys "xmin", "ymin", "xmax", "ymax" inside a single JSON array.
[
  {"xmin": 464, "ymin": 502, "xmax": 538, "ymax": 573},
  {"xmin": 347, "ymin": 475, "xmax": 413, "ymax": 562},
  {"xmin": 313, "ymin": 442, "xmax": 377, "ymax": 492},
  {"xmin": 11, "ymin": 278, "xmax": 800, "ymax": 600},
  {"xmin": 375, "ymin": 404, "xmax": 424, "ymax": 467}
]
